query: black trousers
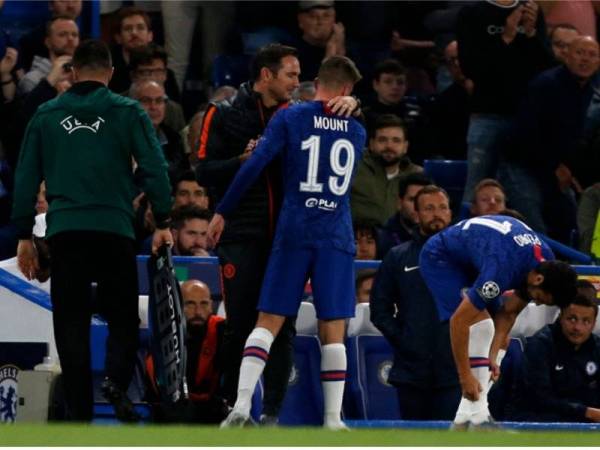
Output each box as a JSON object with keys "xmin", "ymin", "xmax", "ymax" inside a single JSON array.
[
  {"xmin": 395, "ymin": 383, "xmax": 461, "ymax": 420},
  {"xmin": 217, "ymin": 240, "xmax": 296, "ymax": 416},
  {"xmin": 48, "ymin": 231, "xmax": 140, "ymax": 421}
]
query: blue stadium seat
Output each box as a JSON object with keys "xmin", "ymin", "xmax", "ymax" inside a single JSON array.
[
  {"xmin": 211, "ymin": 54, "xmax": 251, "ymax": 88},
  {"xmin": 423, "ymin": 159, "xmax": 468, "ymax": 213},
  {"xmin": 278, "ymin": 335, "xmax": 323, "ymax": 425},
  {"xmin": 344, "ymin": 335, "xmax": 399, "ymax": 420}
]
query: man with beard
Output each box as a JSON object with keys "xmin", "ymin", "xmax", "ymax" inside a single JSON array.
[
  {"xmin": 145, "ymin": 280, "xmax": 229, "ymax": 423},
  {"xmin": 170, "ymin": 205, "xmax": 212, "ymax": 257},
  {"xmin": 19, "ymin": 15, "xmax": 79, "ymax": 94},
  {"xmin": 351, "ymin": 114, "xmax": 422, "ymax": 227},
  {"xmin": 371, "ymin": 185, "xmax": 460, "ymax": 420},
  {"xmin": 419, "ymin": 213, "xmax": 577, "ymax": 429}
]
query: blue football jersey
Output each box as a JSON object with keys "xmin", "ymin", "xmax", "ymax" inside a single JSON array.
[
  {"xmin": 422, "ymin": 215, "xmax": 555, "ymax": 312},
  {"xmin": 216, "ymin": 101, "xmax": 367, "ymax": 254}
]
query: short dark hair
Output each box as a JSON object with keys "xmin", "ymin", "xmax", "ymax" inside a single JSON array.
[
  {"xmin": 474, "ymin": 178, "xmax": 505, "ymax": 197},
  {"xmin": 170, "ymin": 205, "xmax": 212, "ymax": 230},
  {"xmin": 373, "ymin": 59, "xmax": 406, "ymax": 82},
  {"xmin": 250, "ymin": 43, "xmax": 298, "ymax": 82},
  {"xmin": 498, "ymin": 208, "xmax": 526, "ymax": 222},
  {"xmin": 576, "ymin": 279, "xmax": 598, "ymax": 303},
  {"xmin": 128, "ymin": 43, "xmax": 167, "ymax": 71},
  {"xmin": 72, "ymin": 39, "xmax": 112, "ymax": 71},
  {"xmin": 535, "ymin": 260, "xmax": 578, "ymax": 308},
  {"xmin": 414, "ymin": 185, "xmax": 450, "ymax": 211},
  {"xmin": 317, "ymin": 55, "xmax": 362, "ymax": 88},
  {"xmin": 372, "ymin": 114, "xmax": 407, "ymax": 136},
  {"xmin": 561, "ymin": 293, "xmax": 598, "ymax": 318},
  {"xmin": 398, "ymin": 172, "xmax": 432, "ymax": 198},
  {"xmin": 172, "ymin": 170, "xmax": 200, "ymax": 194},
  {"xmin": 45, "ymin": 15, "xmax": 76, "ymax": 37},
  {"xmin": 353, "ymin": 221, "xmax": 377, "ymax": 239},
  {"xmin": 114, "ymin": 6, "xmax": 151, "ymax": 34}
]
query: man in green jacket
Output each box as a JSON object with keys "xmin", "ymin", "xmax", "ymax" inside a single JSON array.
[
  {"xmin": 351, "ymin": 114, "xmax": 422, "ymax": 227},
  {"xmin": 12, "ymin": 39, "xmax": 173, "ymax": 422}
]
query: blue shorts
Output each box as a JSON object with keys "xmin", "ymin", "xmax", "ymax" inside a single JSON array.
[{"xmin": 258, "ymin": 247, "xmax": 355, "ymax": 320}]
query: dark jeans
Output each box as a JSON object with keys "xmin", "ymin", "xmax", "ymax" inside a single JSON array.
[
  {"xmin": 49, "ymin": 231, "xmax": 139, "ymax": 421},
  {"xmin": 396, "ymin": 383, "xmax": 461, "ymax": 420},
  {"xmin": 217, "ymin": 240, "xmax": 296, "ymax": 417}
]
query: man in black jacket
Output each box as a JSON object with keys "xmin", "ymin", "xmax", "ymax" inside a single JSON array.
[
  {"xmin": 195, "ymin": 43, "xmax": 358, "ymax": 423},
  {"xmin": 512, "ymin": 294, "xmax": 600, "ymax": 422},
  {"xmin": 370, "ymin": 185, "xmax": 460, "ymax": 420}
]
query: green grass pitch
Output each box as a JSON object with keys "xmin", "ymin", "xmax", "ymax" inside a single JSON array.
[{"xmin": 2, "ymin": 424, "xmax": 600, "ymax": 446}]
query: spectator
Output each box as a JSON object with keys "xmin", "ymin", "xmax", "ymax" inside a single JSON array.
[
  {"xmin": 576, "ymin": 279, "xmax": 598, "ymax": 304},
  {"xmin": 130, "ymin": 80, "xmax": 189, "ymax": 185},
  {"xmin": 170, "ymin": 205, "xmax": 212, "ymax": 257},
  {"xmin": 549, "ymin": 24, "xmax": 580, "ymax": 64},
  {"xmin": 292, "ymin": 80, "xmax": 317, "ymax": 102},
  {"xmin": 18, "ymin": 0, "xmax": 83, "ymax": 72},
  {"xmin": 371, "ymin": 185, "xmax": 459, "ymax": 420},
  {"xmin": 145, "ymin": 280, "xmax": 228, "ymax": 423},
  {"xmin": 12, "ymin": 39, "xmax": 172, "ymax": 421},
  {"xmin": 577, "ymin": 183, "xmax": 600, "ymax": 258},
  {"xmin": 172, "ymin": 170, "xmax": 210, "ymax": 211},
  {"xmin": 500, "ymin": 35, "xmax": 600, "ymax": 242},
  {"xmin": 355, "ymin": 269, "xmax": 376, "ymax": 304},
  {"xmin": 470, "ymin": 178, "xmax": 507, "ymax": 217},
  {"xmin": 377, "ymin": 172, "xmax": 432, "ymax": 257},
  {"xmin": 18, "ymin": 16, "xmax": 79, "ymax": 95},
  {"xmin": 109, "ymin": 7, "xmax": 154, "ymax": 94},
  {"xmin": 362, "ymin": 59, "xmax": 429, "ymax": 162},
  {"xmin": 511, "ymin": 294, "xmax": 600, "ymax": 422},
  {"xmin": 457, "ymin": 0, "xmax": 553, "ymax": 202},
  {"xmin": 195, "ymin": 43, "xmax": 358, "ymax": 423},
  {"xmin": 354, "ymin": 222, "xmax": 378, "ymax": 261},
  {"xmin": 127, "ymin": 43, "xmax": 184, "ymax": 132},
  {"xmin": 351, "ymin": 114, "xmax": 422, "ymax": 227},
  {"xmin": 427, "ymin": 40, "xmax": 473, "ymax": 160},
  {"xmin": 294, "ymin": 1, "xmax": 346, "ymax": 82}
]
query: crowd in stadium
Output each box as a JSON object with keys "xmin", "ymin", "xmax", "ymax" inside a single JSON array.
[{"xmin": 1, "ymin": 0, "xmax": 600, "ymax": 428}]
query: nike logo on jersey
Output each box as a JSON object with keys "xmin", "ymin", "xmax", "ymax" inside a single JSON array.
[
  {"xmin": 555, "ymin": 364, "xmax": 564, "ymax": 371},
  {"xmin": 404, "ymin": 266, "xmax": 419, "ymax": 272}
]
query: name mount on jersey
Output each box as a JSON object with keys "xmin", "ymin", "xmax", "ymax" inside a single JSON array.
[{"xmin": 313, "ymin": 116, "xmax": 348, "ymax": 132}]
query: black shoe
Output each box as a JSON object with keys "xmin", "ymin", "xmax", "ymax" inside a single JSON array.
[{"xmin": 100, "ymin": 378, "xmax": 141, "ymax": 423}]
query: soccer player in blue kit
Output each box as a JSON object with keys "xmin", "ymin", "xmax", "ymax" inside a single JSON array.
[
  {"xmin": 419, "ymin": 214, "xmax": 578, "ymax": 428},
  {"xmin": 208, "ymin": 56, "xmax": 366, "ymax": 429}
]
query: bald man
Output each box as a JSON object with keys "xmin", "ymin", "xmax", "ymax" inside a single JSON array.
[
  {"xmin": 499, "ymin": 35, "xmax": 600, "ymax": 243},
  {"xmin": 145, "ymin": 279, "xmax": 228, "ymax": 423}
]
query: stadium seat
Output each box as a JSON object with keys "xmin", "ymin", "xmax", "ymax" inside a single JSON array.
[
  {"xmin": 347, "ymin": 302, "xmax": 381, "ymax": 337},
  {"xmin": 423, "ymin": 159, "xmax": 468, "ymax": 214},
  {"xmin": 510, "ymin": 303, "xmax": 557, "ymax": 338},
  {"xmin": 344, "ymin": 303, "xmax": 399, "ymax": 420},
  {"xmin": 211, "ymin": 54, "xmax": 251, "ymax": 88},
  {"xmin": 278, "ymin": 335, "xmax": 323, "ymax": 425},
  {"xmin": 296, "ymin": 301, "xmax": 318, "ymax": 335}
]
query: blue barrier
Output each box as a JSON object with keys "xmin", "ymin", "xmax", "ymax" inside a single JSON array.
[
  {"xmin": 539, "ymin": 233, "xmax": 594, "ymax": 265},
  {"xmin": 345, "ymin": 419, "xmax": 600, "ymax": 430}
]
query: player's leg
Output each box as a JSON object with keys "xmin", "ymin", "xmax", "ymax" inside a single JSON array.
[
  {"xmin": 222, "ymin": 248, "xmax": 309, "ymax": 426},
  {"xmin": 466, "ymin": 317, "xmax": 495, "ymax": 425},
  {"xmin": 312, "ymin": 248, "xmax": 355, "ymax": 430}
]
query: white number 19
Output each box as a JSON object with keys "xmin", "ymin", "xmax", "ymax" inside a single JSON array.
[{"xmin": 299, "ymin": 135, "xmax": 355, "ymax": 196}]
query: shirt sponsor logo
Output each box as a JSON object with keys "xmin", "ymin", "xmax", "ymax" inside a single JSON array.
[
  {"xmin": 305, "ymin": 197, "xmax": 337, "ymax": 211},
  {"xmin": 60, "ymin": 115, "xmax": 105, "ymax": 134}
]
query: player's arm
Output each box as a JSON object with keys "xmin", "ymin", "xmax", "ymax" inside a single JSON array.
[
  {"xmin": 450, "ymin": 294, "xmax": 485, "ymax": 401},
  {"xmin": 370, "ymin": 252, "xmax": 404, "ymax": 347},
  {"xmin": 489, "ymin": 290, "xmax": 528, "ymax": 380}
]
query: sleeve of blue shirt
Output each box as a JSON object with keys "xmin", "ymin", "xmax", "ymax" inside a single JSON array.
[
  {"xmin": 216, "ymin": 109, "xmax": 288, "ymax": 217},
  {"xmin": 465, "ymin": 258, "xmax": 514, "ymax": 310}
]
